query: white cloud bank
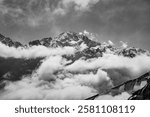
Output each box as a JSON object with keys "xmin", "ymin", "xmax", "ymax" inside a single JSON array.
[
  {"xmin": 0, "ymin": 42, "xmax": 75, "ymax": 58},
  {"xmin": 65, "ymin": 54, "xmax": 150, "ymax": 78}
]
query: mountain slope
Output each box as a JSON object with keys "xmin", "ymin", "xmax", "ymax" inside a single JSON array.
[{"xmin": 0, "ymin": 33, "xmax": 23, "ymax": 48}]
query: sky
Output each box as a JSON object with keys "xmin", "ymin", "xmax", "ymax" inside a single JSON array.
[{"xmin": 0, "ymin": 0, "xmax": 150, "ymax": 50}]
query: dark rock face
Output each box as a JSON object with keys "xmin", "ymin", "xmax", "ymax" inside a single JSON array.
[
  {"xmin": 29, "ymin": 37, "xmax": 52, "ymax": 47},
  {"xmin": 129, "ymin": 78, "xmax": 150, "ymax": 100},
  {"xmin": 116, "ymin": 47, "xmax": 149, "ymax": 58},
  {"xmin": 29, "ymin": 40, "xmax": 41, "ymax": 46},
  {"xmin": 0, "ymin": 57, "xmax": 43, "ymax": 81},
  {"xmin": 0, "ymin": 57, "xmax": 43, "ymax": 90},
  {"xmin": 0, "ymin": 33, "xmax": 23, "ymax": 48},
  {"xmin": 40, "ymin": 38, "xmax": 52, "ymax": 46},
  {"xmin": 0, "ymin": 34, "xmax": 5, "ymax": 41}
]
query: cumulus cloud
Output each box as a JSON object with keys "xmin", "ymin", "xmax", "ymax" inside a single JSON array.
[
  {"xmin": 74, "ymin": 69, "xmax": 113, "ymax": 92},
  {"xmin": 37, "ymin": 56, "xmax": 63, "ymax": 81}
]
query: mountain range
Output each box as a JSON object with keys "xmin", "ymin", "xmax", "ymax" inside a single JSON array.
[
  {"xmin": 0, "ymin": 31, "xmax": 150, "ymax": 100},
  {"xmin": 1, "ymin": 32, "xmax": 149, "ymax": 57}
]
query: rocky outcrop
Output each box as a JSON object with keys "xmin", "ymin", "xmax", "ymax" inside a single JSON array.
[
  {"xmin": 29, "ymin": 37, "xmax": 52, "ymax": 47},
  {"xmin": 129, "ymin": 77, "xmax": 150, "ymax": 100},
  {"xmin": 0, "ymin": 57, "xmax": 43, "ymax": 81},
  {"xmin": 116, "ymin": 47, "xmax": 150, "ymax": 58},
  {"xmin": 0, "ymin": 33, "xmax": 23, "ymax": 48}
]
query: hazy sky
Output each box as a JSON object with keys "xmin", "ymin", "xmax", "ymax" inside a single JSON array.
[{"xmin": 0, "ymin": 0, "xmax": 150, "ymax": 50}]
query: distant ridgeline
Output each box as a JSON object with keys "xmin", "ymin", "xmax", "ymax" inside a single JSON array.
[
  {"xmin": 0, "ymin": 32, "xmax": 149, "ymax": 58},
  {"xmin": 86, "ymin": 71, "xmax": 150, "ymax": 100}
]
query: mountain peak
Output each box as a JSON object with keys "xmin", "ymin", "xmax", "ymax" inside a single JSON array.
[
  {"xmin": 0, "ymin": 33, "xmax": 5, "ymax": 41},
  {"xmin": 55, "ymin": 31, "xmax": 79, "ymax": 41},
  {"xmin": 0, "ymin": 33, "xmax": 23, "ymax": 48},
  {"xmin": 51, "ymin": 31, "xmax": 101, "ymax": 48},
  {"xmin": 29, "ymin": 37, "xmax": 52, "ymax": 47}
]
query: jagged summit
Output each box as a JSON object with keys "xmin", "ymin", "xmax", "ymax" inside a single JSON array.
[
  {"xmin": 0, "ymin": 33, "xmax": 23, "ymax": 48},
  {"xmin": 34, "ymin": 31, "xmax": 100, "ymax": 48},
  {"xmin": 55, "ymin": 31, "xmax": 79, "ymax": 41},
  {"xmin": 29, "ymin": 37, "xmax": 52, "ymax": 47},
  {"xmin": 0, "ymin": 34, "xmax": 5, "ymax": 41}
]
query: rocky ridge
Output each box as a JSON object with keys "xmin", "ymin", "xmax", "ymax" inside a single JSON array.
[
  {"xmin": 0, "ymin": 32, "xmax": 149, "ymax": 58},
  {"xmin": 0, "ymin": 34, "xmax": 23, "ymax": 48}
]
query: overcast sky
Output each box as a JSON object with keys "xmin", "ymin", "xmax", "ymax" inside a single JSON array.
[{"xmin": 0, "ymin": 0, "xmax": 150, "ymax": 50}]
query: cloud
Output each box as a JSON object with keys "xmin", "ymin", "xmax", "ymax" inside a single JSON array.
[
  {"xmin": 51, "ymin": 0, "xmax": 101, "ymax": 15},
  {"xmin": 65, "ymin": 54, "xmax": 150, "ymax": 84},
  {"xmin": 0, "ymin": 42, "xmax": 75, "ymax": 58},
  {"xmin": 37, "ymin": 56, "xmax": 63, "ymax": 82},
  {"xmin": 45, "ymin": 86, "xmax": 96, "ymax": 100},
  {"xmin": 74, "ymin": 69, "xmax": 113, "ymax": 92},
  {"xmin": 95, "ymin": 92, "xmax": 131, "ymax": 100},
  {"xmin": 0, "ymin": 45, "xmax": 150, "ymax": 99},
  {"xmin": 0, "ymin": 0, "xmax": 58, "ymax": 27},
  {"xmin": 120, "ymin": 41, "xmax": 128, "ymax": 48},
  {"xmin": 108, "ymin": 40, "xmax": 114, "ymax": 46},
  {"xmin": 60, "ymin": 0, "xmax": 100, "ymax": 12},
  {"xmin": 0, "ymin": 77, "xmax": 97, "ymax": 99},
  {"xmin": 53, "ymin": 7, "xmax": 66, "ymax": 16},
  {"xmin": 0, "ymin": 0, "xmax": 100, "ymax": 28},
  {"xmin": 0, "ymin": 70, "xmax": 98, "ymax": 100},
  {"xmin": 0, "ymin": 80, "xmax": 44, "ymax": 100},
  {"xmin": 0, "ymin": 30, "xmax": 150, "ymax": 99}
]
